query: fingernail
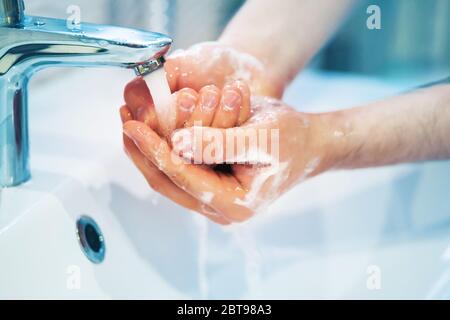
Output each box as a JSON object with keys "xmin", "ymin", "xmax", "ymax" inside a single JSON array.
[
  {"xmin": 178, "ymin": 92, "xmax": 196, "ymax": 112},
  {"xmin": 222, "ymin": 89, "xmax": 241, "ymax": 111},
  {"xmin": 200, "ymin": 90, "xmax": 219, "ymax": 112}
]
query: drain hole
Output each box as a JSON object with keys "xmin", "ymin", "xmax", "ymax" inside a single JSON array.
[
  {"xmin": 85, "ymin": 223, "xmax": 102, "ymax": 253},
  {"xmin": 76, "ymin": 216, "xmax": 105, "ymax": 264}
]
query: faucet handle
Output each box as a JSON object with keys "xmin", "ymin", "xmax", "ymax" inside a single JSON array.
[{"xmin": 0, "ymin": 0, "xmax": 25, "ymax": 27}]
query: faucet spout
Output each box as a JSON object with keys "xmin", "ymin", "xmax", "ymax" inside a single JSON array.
[
  {"xmin": 0, "ymin": 13, "xmax": 172, "ymax": 187},
  {"xmin": 0, "ymin": 16, "xmax": 172, "ymax": 74}
]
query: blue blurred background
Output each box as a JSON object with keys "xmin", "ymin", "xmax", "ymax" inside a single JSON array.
[{"xmin": 27, "ymin": 0, "xmax": 450, "ymax": 84}]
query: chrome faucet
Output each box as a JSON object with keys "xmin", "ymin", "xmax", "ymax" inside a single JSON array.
[{"xmin": 0, "ymin": 0, "xmax": 172, "ymax": 187}]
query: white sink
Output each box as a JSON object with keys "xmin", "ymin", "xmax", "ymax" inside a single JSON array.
[{"xmin": 0, "ymin": 68, "xmax": 449, "ymax": 299}]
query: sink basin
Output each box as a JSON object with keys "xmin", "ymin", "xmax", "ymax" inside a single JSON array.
[{"xmin": 1, "ymin": 68, "xmax": 449, "ymax": 299}]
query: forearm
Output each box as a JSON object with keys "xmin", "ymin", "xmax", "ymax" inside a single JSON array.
[
  {"xmin": 220, "ymin": 0, "xmax": 353, "ymax": 90},
  {"xmin": 326, "ymin": 84, "xmax": 450, "ymax": 169}
]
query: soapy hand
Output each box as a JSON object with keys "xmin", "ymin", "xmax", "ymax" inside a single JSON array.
[
  {"xmin": 164, "ymin": 42, "xmax": 284, "ymax": 99},
  {"xmin": 121, "ymin": 78, "xmax": 253, "ymax": 224},
  {"xmin": 123, "ymin": 76, "xmax": 251, "ymax": 134},
  {"xmin": 123, "ymin": 94, "xmax": 334, "ymax": 223}
]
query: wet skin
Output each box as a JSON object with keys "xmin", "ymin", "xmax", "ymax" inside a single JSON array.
[
  {"xmin": 122, "ymin": 75, "xmax": 333, "ymax": 223},
  {"xmin": 121, "ymin": 42, "xmax": 450, "ymax": 224},
  {"xmin": 121, "ymin": 77, "xmax": 253, "ymax": 224}
]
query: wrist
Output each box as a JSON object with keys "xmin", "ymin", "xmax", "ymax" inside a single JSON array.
[{"xmin": 311, "ymin": 109, "xmax": 361, "ymax": 173}]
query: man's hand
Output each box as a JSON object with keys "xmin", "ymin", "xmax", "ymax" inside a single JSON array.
[
  {"xmin": 123, "ymin": 97, "xmax": 335, "ymax": 223},
  {"xmin": 164, "ymin": 42, "xmax": 284, "ymax": 98},
  {"xmin": 122, "ymin": 83, "xmax": 450, "ymax": 224},
  {"xmin": 121, "ymin": 78, "xmax": 253, "ymax": 224}
]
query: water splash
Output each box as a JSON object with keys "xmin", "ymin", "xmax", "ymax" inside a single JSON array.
[
  {"xmin": 226, "ymin": 223, "xmax": 263, "ymax": 298},
  {"xmin": 193, "ymin": 214, "xmax": 209, "ymax": 299}
]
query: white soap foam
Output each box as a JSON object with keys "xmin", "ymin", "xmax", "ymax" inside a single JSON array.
[
  {"xmin": 200, "ymin": 192, "xmax": 214, "ymax": 204},
  {"xmin": 234, "ymin": 161, "xmax": 288, "ymax": 211},
  {"xmin": 170, "ymin": 42, "xmax": 265, "ymax": 93},
  {"xmin": 303, "ymin": 157, "xmax": 321, "ymax": 176}
]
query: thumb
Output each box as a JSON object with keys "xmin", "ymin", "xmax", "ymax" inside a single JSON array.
[{"xmin": 171, "ymin": 126, "xmax": 278, "ymax": 165}]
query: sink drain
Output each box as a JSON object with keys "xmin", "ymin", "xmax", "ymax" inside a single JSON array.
[{"xmin": 76, "ymin": 216, "xmax": 105, "ymax": 264}]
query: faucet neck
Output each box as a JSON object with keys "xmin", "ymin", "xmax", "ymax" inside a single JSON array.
[
  {"xmin": 0, "ymin": 9, "xmax": 172, "ymax": 187},
  {"xmin": 0, "ymin": 74, "xmax": 30, "ymax": 187},
  {"xmin": 0, "ymin": 0, "xmax": 24, "ymax": 27}
]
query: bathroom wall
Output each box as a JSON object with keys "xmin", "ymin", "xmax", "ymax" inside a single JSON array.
[
  {"xmin": 25, "ymin": 0, "xmax": 110, "ymax": 23},
  {"xmin": 24, "ymin": 0, "xmax": 241, "ymax": 49},
  {"xmin": 321, "ymin": 0, "xmax": 450, "ymax": 81},
  {"xmin": 24, "ymin": 0, "xmax": 237, "ymax": 86},
  {"xmin": 24, "ymin": 0, "xmax": 450, "ymax": 82}
]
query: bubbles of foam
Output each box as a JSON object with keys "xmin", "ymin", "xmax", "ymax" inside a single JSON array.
[
  {"xmin": 200, "ymin": 192, "xmax": 214, "ymax": 204},
  {"xmin": 304, "ymin": 157, "xmax": 321, "ymax": 176},
  {"xmin": 235, "ymin": 162, "xmax": 288, "ymax": 211},
  {"xmin": 170, "ymin": 42, "xmax": 265, "ymax": 93}
]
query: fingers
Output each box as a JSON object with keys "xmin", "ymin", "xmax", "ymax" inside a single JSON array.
[
  {"xmin": 124, "ymin": 132, "xmax": 230, "ymax": 225},
  {"xmin": 124, "ymin": 78, "xmax": 199, "ymax": 134},
  {"xmin": 164, "ymin": 53, "xmax": 252, "ymax": 128},
  {"xmin": 174, "ymin": 88, "xmax": 198, "ymax": 128},
  {"xmin": 186, "ymin": 85, "xmax": 221, "ymax": 128},
  {"xmin": 171, "ymin": 126, "xmax": 274, "ymax": 166},
  {"xmin": 185, "ymin": 81, "xmax": 250, "ymax": 129},
  {"xmin": 235, "ymin": 80, "xmax": 251, "ymax": 125},
  {"xmin": 120, "ymin": 107, "xmax": 229, "ymax": 224},
  {"xmin": 210, "ymin": 80, "xmax": 251, "ymax": 128},
  {"xmin": 127, "ymin": 68, "xmax": 252, "ymax": 133},
  {"xmin": 124, "ymin": 77, "xmax": 159, "ymax": 131},
  {"xmin": 120, "ymin": 104, "xmax": 133, "ymax": 123},
  {"xmin": 164, "ymin": 49, "xmax": 215, "ymax": 93},
  {"xmin": 211, "ymin": 84, "xmax": 241, "ymax": 128},
  {"xmin": 124, "ymin": 120, "xmax": 253, "ymax": 222}
]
